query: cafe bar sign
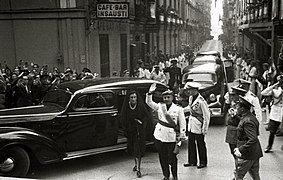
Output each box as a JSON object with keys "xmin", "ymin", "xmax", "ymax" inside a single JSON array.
[{"xmin": 96, "ymin": 2, "xmax": 129, "ymax": 19}]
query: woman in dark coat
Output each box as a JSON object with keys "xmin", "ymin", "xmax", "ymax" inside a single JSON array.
[{"xmin": 121, "ymin": 89, "xmax": 151, "ymax": 178}]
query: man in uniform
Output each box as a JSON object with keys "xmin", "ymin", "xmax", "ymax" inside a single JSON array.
[
  {"xmin": 238, "ymin": 79, "xmax": 262, "ymax": 123},
  {"xmin": 234, "ymin": 95, "xmax": 263, "ymax": 180},
  {"xmin": 146, "ymin": 83, "xmax": 186, "ymax": 180},
  {"xmin": 261, "ymin": 75, "xmax": 283, "ymax": 153},
  {"xmin": 183, "ymin": 82, "xmax": 210, "ymax": 169}
]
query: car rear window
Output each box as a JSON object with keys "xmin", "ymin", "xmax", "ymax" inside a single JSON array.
[{"xmin": 187, "ymin": 73, "xmax": 216, "ymax": 83}]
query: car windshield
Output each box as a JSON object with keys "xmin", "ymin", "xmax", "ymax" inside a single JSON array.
[
  {"xmin": 43, "ymin": 89, "xmax": 72, "ymax": 108},
  {"xmin": 187, "ymin": 73, "xmax": 215, "ymax": 83}
]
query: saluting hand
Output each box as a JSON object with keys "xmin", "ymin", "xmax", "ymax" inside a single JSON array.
[{"xmin": 148, "ymin": 83, "xmax": 157, "ymax": 94}]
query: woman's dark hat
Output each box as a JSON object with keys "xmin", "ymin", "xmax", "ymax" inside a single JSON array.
[
  {"xmin": 162, "ymin": 89, "xmax": 174, "ymax": 96},
  {"xmin": 82, "ymin": 67, "xmax": 91, "ymax": 73}
]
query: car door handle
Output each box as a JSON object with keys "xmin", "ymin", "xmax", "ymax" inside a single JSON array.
[{"xmin": 111, "ymin": 113, "xmax": 117, "ymax": 117}]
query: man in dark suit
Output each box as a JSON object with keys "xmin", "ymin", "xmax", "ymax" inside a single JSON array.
[
  {"xmin": 233, "ymin": 95, "xmax": 263, "ymax": 180},
  {"xmin": 163, "ymin": 59, "xmax": 182, "ymax": 94},
  {"xmin": 15, "ymin": 75, "xmax": 32, "ymax": 107}
]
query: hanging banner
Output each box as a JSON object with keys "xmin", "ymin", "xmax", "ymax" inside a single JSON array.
[
  {"xmin": 96, "ymin": 2, "xmax": 129, "ymax": 19},
  {"xmin": 281, "ymin": 0, "xmax": 283, "ymax": 19}
]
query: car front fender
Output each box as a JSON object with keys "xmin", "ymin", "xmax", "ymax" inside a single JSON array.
[{"xmin": 0, "ymin": 127, "xmax": 66, "ymax": 165}]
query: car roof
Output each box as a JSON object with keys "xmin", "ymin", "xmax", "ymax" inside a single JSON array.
[
  {"xmin": 193, "ymin": 55, "xmax": 217, "ymax": 62},
  {"xmin": 56, "ymin": 77, "xmax": 166, "ymax": 93},
  {"xmin": 196, "ymin": 51, "xmax": 220, "ymax": 56},
  {"xmin": 188, "ymin": 63, "xmax": 217, "ymax": 74}
]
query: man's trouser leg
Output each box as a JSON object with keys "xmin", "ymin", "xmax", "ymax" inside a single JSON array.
[
  {"xmin": 248, "ymin": 159, "xmax": 260, "ymax": 180},
  {"xmin": 188, "ymin": 132, "xmax": 197, "ymax": 164},
  {"xmin": 236, "ymin": 158, "xmax": 253, "ymax": 180},
  {"xmin": 196, "ymin": 133, "xmax": 207, "ymax": 165}
]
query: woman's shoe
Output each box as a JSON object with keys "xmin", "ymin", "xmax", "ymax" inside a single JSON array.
[
  {"xmin": 264, "ymin": 146, "xmax": 272, "ymax": 153},
  {"xmin": 137, "ymin": 170, "xmax": 141, "ymax": 178},
  {"xmin": 133, "ymin": 165, "xmax": 137, "ymax": 171}
]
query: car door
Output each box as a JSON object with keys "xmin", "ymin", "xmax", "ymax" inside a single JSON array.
[{"xmin": 64, "ymin": 90, "xmax": 118, "ymax": 152}]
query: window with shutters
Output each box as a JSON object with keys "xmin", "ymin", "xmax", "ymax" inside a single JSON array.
[
  {"xmin": 120, "ymin": 34, "xmax": 128, "ymax": 73},
  {"xmin": 99, "ymin": 34, "xmax": 110, "ymax": 77},
  {"xmin": 60, "ymin": 0, "xmax": 76, "ymax": 8}
]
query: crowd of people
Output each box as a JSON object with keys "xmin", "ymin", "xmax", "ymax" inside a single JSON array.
[
  {"xmin": 0, "ymin": 49, "xmax": 192, "ymax": 110},
  {"xmin": 122, "ymin": 45, "xmax": 283, "ymax": 180},
  {"xmin": 1, "ymin": 44, "xmax": 283, "ymax": 179},
  {"xmin": 0, "ymin": 62, "xmax": 99, "ymax": 109}
]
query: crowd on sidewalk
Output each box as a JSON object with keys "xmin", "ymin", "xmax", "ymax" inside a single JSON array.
[
  {"xmin": 1, "ymin": 43, "xmax": 283, "ymax": 180},
  {"xmin": 0, "ymin": 49, "xmax": 193, "ymax": 110}
]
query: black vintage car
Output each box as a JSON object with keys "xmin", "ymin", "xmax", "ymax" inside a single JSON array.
[
  {"xmin": 0, "ymin": 78, "xmax": 168, "ymax": 177},
  {"xmin": 182, "ymin": 63, "xmax": 228, "ymax": 124}
]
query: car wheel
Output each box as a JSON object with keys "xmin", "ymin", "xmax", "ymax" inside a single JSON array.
[{"xmin": 0, "ymin": 146, "xmax": 30, "ymax": 177}]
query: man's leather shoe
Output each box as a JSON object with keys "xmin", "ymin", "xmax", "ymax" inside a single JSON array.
[
  {"xmin": 197, "ymin": 164, "xmax": 207, "ymax": 169},
  {"xmin": 184, "ymin": 163, "xmax": 197, "ymax": 167},
  {"xmin": 264, "ymin": 146, "xmax": 272, "ymax": 153}
]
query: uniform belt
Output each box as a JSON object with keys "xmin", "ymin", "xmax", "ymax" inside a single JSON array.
[{"xmin": 158, "ymin": 120, "xmax": 178, "ymax": 131}]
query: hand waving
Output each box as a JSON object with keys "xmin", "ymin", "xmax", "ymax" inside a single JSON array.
[{"xmin": 149, "ymin": 83, "xmax": 157, "ymax": 93}]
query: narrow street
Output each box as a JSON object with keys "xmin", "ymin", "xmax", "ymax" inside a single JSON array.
[
  {"xmin": 25, "ymin": 40, "xmax": 283, "ymax": 180},
  {"xmin": 27, "ymin": 119, "xmax": 283, "ymax": 180}
]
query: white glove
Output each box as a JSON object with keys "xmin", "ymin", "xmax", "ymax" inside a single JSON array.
[
  {"xmin": 148, "ymin": 83, "xmax": 157, "ymax": 94},
  {"xmin": 234, "ymin": 148, "xmax": 242, "ymax": 157}
]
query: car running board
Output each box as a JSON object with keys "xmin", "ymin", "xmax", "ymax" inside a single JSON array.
[{"xmin": 64, "ymin": 141, "xmax": 153, "ymax": 161}]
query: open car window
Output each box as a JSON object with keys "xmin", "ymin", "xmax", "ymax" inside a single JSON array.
[{"xmin": 73, "ymin": 92, "xmax": 114, "ymax": 110}]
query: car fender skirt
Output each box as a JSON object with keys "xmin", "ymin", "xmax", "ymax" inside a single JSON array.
[{"xmin": 0, "ymin": 127, "xmax": 65, "ymax": 164}]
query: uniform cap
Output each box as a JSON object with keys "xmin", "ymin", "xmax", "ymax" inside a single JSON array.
[
  {"xmin": 184, "ymin": 82, "xmax": 201, "ymax": 90},
  {"xmin": 238, "ymin": 79, "xmax": 251, "ymax": 91},
  {"xmin": 162, "ymin": 89, "xmax": 174, "ymax": 96},
  {"xmin": 238, "ymin": 95, "xmax": 254, "ymax": 108},
  {"xmin": 231, "ymin": 85, "xmax": 247, "ymax": 94}
]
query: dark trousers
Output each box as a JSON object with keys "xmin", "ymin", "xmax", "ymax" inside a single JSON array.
[
  {"xmin": 229, "ymin": 143, "xmax": 237, "ymax": 169},
  {"xmin": 236, "ymin": 158, "xmax": 260, "ymax": 180},
  {"xmin": 154, "ymin": 139, "xmax": 177, "ymax": 178},
  {"xmin": 188, "ymin": 132, "xmax": 207, "ymax": 165},
  {"xmin": 268, "ymin": 120, "xmax": 281, "ymax": 148}
]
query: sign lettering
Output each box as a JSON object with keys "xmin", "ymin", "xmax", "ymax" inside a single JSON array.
[{"xmin": 97, "ymin": 3, "xmax": 129, "ymax": 19}]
